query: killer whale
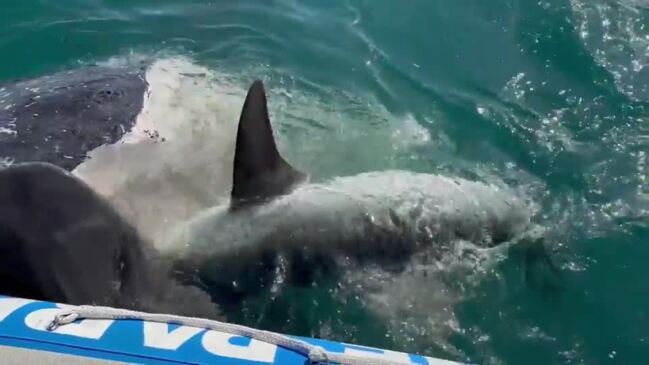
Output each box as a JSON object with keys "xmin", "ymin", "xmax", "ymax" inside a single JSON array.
[
  {"xmin": 168, "ymin": 80, "xmax": 534, "ymax": 300},
  {"xmin": 0, "ymin": 65, "xmax": 532, "ymax": 318},
  {"xmin": 0, "ymin": 66, "xmax": 147, "ymax": 170}
]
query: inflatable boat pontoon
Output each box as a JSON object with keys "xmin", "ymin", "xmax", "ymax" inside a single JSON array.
[{"xmin": 0, "ymin": 296, "xmax": 467, "ymax": 364}]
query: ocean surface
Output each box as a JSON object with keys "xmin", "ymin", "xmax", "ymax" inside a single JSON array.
[{"xmin": 1, "ymin": 0, "xmax": 648, "ymax": 363}]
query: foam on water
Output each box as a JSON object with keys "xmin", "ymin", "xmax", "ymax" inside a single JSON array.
[
  {"xmin": 75, "ymin": 55, "xmax": 451, "ymax": 244},
  {"xmin": 74, "ymin": 56, "xmax": 244, "ymax": 243},
  {"xmin": 168, "ymin": 166, "xmax": 538, "ymax": 356}
]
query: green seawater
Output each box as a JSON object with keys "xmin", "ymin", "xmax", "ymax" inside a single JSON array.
[{"xmin": 1, "ymin": 0, "xmax": 648, "ymax": 364}]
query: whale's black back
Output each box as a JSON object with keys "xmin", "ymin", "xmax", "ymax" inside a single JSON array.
[
  {"xmin": 0, "ymin": 67, "xmax": 146, "ymax": 170},
  {"xmin": 0, "ymin": 162, "xmax": 222, "ymax": 318},
  {"xmin": 0, "ymin": 162, "xmax": 155, "ymax": 307}
]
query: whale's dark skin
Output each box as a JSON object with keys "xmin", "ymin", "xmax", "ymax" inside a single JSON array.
[
  {"xmin": 0, "ymin": 162, "xmax": 221, "ymax": 318},
  {"xmin": 0, "ymin": 66, "xmax": 147, "ymax": 170}
]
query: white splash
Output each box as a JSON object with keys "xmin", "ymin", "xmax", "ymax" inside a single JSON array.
[
  {"xmin": 391, "ymin": 114, "xmax": 431, "ymax": 148},
  {"xmin": 74, "ymin": 57, "xmax": 245, "ymax": 244},
  {"xmin": 0, "ymin": 127, "xmax": 16, "ymax": 136},
  {"xmin": 169, "ymin": 170, "xmax": 534, "ymax": 259},
  {"xmin": 74, "ymin": 55, "xmax": 447, "ymax": 245}
]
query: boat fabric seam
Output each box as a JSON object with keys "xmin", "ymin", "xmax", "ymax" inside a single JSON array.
[{"xmin": 48, "ymin": 305, "xmax": 425, "ymax": 365}]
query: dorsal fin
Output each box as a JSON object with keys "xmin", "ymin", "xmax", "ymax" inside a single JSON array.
[{"xmin": 230, "ymin": 80, "xmax": 307, "ymax": 209}]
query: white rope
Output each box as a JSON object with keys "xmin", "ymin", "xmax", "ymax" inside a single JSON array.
[{"xmin": 46, "ymin": 305, "xmax": 424, "ymax": 365}]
